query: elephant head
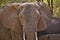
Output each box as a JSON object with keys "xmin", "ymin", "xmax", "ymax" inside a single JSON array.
[
  {"xmin": 19, "ymin": 3, "xmax": 47, "ymax": 40},
  {"xmin": 1, "ymin": 2, "xmax": 48, "ymax": 40}
]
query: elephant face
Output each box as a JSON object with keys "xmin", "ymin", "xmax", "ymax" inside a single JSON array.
[
  {"xmin": 19, "ymin": 3, "xmax": 47, "ymax": 40},
  {"xmin": 19, "ymin": 3, "xmax": 47, "ymax": 31},
  {"xmin": 19, "ymin": 3, "xmax": 40, "ymax": 32}
]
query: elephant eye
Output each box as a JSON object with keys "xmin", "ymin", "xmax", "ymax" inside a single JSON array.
[
  {"xmin": 20, "ymin": 16, "xmax": 23, "ymax": 19},
  {"xmin": 20, "ymin": 16, "xmax": 23, "ymax": 22},
  {"xmin": 19, "ymin": 15, "xmax": 24, "ymax": 25}
]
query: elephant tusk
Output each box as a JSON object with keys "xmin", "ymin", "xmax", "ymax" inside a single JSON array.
[
  {"xmin": 23, "ymin": 32, "xmax": 26, "ymax": 40},
  {"xmin": 35, "ymin": 32, "xmax": 38, "ymax": 40}
]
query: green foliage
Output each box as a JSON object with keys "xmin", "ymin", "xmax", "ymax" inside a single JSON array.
[
  {"xmin": 0, "ymin": 0, "xmax": 21, "ymax": 7},
  {"xmin": 0, "ymin": 0, "xmax": 60, "ymax": 18},
  {"xmin": 28, "ymin": 0, "xmax": 36, "ymax": 2},
  {"xmin": 53, "ymin": 0, "xmax": 60, "ymax": 17}
]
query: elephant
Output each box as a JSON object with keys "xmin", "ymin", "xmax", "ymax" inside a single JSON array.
[
  {"xmin": 19, "ymin": 2, "xmax": 52, "ymax": 40},
  {"xmin": 0, "ymin": 2, "xmax": 51, "ymax": 40}
]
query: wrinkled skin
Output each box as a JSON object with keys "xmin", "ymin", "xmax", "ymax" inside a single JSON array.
[{"xmin": 0, "ymin": 2, "xmax": 51, "ymax": 40}]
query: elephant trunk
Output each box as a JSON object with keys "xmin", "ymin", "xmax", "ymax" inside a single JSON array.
[
  {"xmin": 25, "ymin": 30, "xmax": 35, "ymax": 40},
  {"xmin": 23, "ymin": 25, "xmax": 38, "ymax": 40}
]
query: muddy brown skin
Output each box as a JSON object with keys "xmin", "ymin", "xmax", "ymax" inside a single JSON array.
[{"xmin": 0, "ymin": 2, "xmax": 49, "ymax": 40}]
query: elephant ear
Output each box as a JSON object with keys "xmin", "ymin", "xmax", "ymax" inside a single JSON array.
[
  {"xmin": 2, "ymin": 4, "xmax": 22, "ymax": 33},
  {"xmin": 37, "ymin": 2, "xmax": 52, "ymax": 21}
]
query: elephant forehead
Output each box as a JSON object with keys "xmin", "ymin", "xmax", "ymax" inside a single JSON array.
[{"xmin": 18, "ymin": 3, "xmax": 40, "ymax": 11}]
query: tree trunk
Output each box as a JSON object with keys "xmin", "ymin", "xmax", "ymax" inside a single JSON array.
[
  {"xmin": 51, "ymin": 0, "xmax": 53, "ymax": 15},
  {"xmin": 47, "ymin": 0, "xmax": 50, "ymax": 7},
  {"xmin": 47, "ymin": 0, "xmax": 53, "ymax": 16},
  {"xmin": 36, "ymin": 0, "xmax": 43, "ymax": 2}
]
